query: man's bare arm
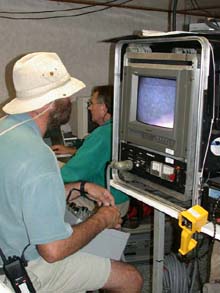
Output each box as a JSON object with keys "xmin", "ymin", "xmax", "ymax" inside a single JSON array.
[
  {"xmin": 37, "ymin": 206, "xmax": 121, "ymax": 263},
  {"xmin": 51, "ymin": 144, "xmax": 77, "ymax": 155}
]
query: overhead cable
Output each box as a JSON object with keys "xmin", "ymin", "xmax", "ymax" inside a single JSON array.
[{"xmin": 0, "ymin": 0, "xmax": 133, "ymax": 20}]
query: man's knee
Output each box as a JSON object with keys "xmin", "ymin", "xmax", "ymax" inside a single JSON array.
[
  {"xmin": 103, "ymin": 261, "xmax": 143, "ymax": 292},
  {"xmin": 127, "ymin": 264, "xmax": 144, "ymax": 289}
]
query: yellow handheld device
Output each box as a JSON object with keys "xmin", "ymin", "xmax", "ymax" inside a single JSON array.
[{"xmin": 178, "ymin": 205, "xmax": 208, "ymax": 255}]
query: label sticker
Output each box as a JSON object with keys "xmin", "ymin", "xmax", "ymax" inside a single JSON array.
[
  {"xmin": 210, "ymin": 138, "xmax": 220, "ymax": 156},
  {"xmin": 165, "ymin": 148, "xmax": 174, "ymax": 155},
  {"xmin": 165, "ymin": 157, "xmax": 174, "ymax": 164}
]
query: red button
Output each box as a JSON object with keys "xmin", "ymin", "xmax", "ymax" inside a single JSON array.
[{"xmin": 169, "ymin": 174, "xmax": 176, "ymax": 182}]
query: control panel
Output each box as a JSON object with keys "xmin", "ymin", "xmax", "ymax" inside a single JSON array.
[{"xmin": 120, "ymin": 142, "xmax": 186, "ymax": 194}]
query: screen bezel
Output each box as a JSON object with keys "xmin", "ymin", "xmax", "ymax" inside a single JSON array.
[{"xmin": 120, "ymin": 65, "xmax": 193, "ymax": 161}]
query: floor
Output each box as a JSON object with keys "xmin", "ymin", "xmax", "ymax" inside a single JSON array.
[{"xmin": 122, "ymin": 218, "xmax": 156, "ymax": 293}]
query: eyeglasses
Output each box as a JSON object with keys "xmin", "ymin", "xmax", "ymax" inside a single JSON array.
[{"xmin": 87, "ymin": 100, "xmax": 103, "ymax": 107}]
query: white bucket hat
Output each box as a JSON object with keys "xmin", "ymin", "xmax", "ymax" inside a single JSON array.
[{"xmin": 3, "ymin": 52, "xmax": 86, "ymax": 114}]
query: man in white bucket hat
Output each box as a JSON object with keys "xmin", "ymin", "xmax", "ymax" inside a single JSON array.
[{"xmin": 0, "ymin": 52, "xmax": 143, "ymax": 292}]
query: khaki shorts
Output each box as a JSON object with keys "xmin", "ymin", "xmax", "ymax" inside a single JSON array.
[{"xmin": 2, "ymin": 252, "xmax": 111, "ymax": 293}]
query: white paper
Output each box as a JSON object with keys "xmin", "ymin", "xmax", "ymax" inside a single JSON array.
[
  {"xmin": 65, "ymin": 208, "xmax": 130, "ymax": 260},
  {"xmin": 139, "ymin": 30, "xmax": 195, "ymax": 37}
]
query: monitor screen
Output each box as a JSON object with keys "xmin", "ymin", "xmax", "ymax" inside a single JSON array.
[{"xmin": 136, "ymin": 76, "xmax": 176, "ymax": 129}]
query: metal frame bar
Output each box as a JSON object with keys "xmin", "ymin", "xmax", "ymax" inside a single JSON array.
[
  {"xmin": 152, "ymin": 210, "xmax": 165, "ymax": 293},
  {"xmin": 112, "ymin": 34, "xmax": 211, "ymax": 205}
]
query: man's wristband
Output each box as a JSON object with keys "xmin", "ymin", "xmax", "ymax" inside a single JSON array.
[{"xmin": 80, "ymin": 181, "xmax": 87, "ymax": 196}]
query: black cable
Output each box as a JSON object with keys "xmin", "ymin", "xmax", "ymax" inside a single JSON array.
[
  {"xmin": 190, "ymin": 0, "xmax": 196, "ymax": 10},
  {"xmin": 0, "ymin": 5, "xmax": 92, "ymax": 14},
  {"xmin": 200, "ymin": 44, "xmax": 215, "ymax": 179},
  {"xmin": 191, "ymin": 0, "xmax": 220, "ymax": 30},
  {"xmin": 212, "ymin": 18, "xmax": 220, "ymax": 28},
  {"xmin": 0, "ymin": 243, "xmax": 30, "ymax": 267},
  {"xmin": 190, "ymin": 258, "xmax": 199, "ymax": 292},
  {"xmin": 194, "ymin": 237, "xmax": 204, "ymax": 291},
  {"xmin": 205, "ymin": 18, "xmax": 220, "ymax": 31},
  {"xmin": 66, "ymin": 187, "xmax": 81, "ymax": 203},
  {"xmin": 0, "ymin": 247, "xmax": 7, "ymax": 264},
  {"xmin": 190, "ymin": 0, "xmax": 211, "ymax": 17},
  {"xmin": 0, "ymin": 0, "xmax": 133, "ymax": 20},
  {"xmin": 0, "ymin": 5, "xmax": 91, "ymax": 14},
  {"xmin": 172, "ymin": 0, "xmax": 178, "ymax": 31},
  {"xmin": 185, "ymin": 234, "xmax": 214, "ymax": 291},
  {"xmin": 211, "ymin": 195, "xmax": 220, "ymax": 241},
  {"xmin": 0, "ymin": 0, "xmax": 118, "ymax": 14},
  {"xmin": 21, "ymin": 243, "xmax": 30, "ymax": 266},
  {"xmin": 181, "ymin": 234, "xmax": 212, "ymax": 264}
]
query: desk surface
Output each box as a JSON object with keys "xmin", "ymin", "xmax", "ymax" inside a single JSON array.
[{"xmin": 111, "ymin": 180, "xmax": 220, "ymax": 240}]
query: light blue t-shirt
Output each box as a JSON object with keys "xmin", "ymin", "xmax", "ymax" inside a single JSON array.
[{"xmin": 0, "ymin": 114, "xmax": 72, "ymax": 264}]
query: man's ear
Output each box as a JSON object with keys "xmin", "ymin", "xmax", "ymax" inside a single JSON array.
[{"xmin": 101, "ymin": 103, "xmax": 108, "ymax": 114}]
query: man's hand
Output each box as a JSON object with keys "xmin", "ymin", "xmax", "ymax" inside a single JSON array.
[
  {"xmin": 93, "ymin": 206, "xmax": 122, "ymax": 229},
  {"xmin": 84, "ymin": 182, "xmax": 115, "ymax": 207},
  {"xmin": 51, "ymin": 144, "xmax": 77, "ymax": 155}
]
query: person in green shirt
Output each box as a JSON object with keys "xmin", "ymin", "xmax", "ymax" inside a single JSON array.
[{"xmin": 52, "ymin": 85, "xmax": 130, "ymax": 217}]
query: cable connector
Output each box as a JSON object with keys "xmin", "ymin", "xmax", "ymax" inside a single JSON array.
[
  {"xmin": 106, "ymin": 160, "xmax": 133, "ymax": 191},
  {"xmin": 109, "ymin": 160, "xmax": 133, "ymax": 171}
]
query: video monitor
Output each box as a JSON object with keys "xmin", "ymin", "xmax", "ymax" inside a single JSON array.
[{"xmin": 136, "ymin": 76, "xmax": 176, "ymax": 129}]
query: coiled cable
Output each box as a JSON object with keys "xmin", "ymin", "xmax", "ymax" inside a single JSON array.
[{"xmin": 163, "ymin": 253, "xmax": 191, "ymax": 293}]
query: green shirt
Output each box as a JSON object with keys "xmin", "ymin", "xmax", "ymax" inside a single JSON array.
[{"xmin": 61, "ymin": 119, "xmax": 128, "ymax": 204}]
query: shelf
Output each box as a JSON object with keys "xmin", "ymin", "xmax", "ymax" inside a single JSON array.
[{"xmin": 111, "ymin": 180, "xmax": 220, "ymax": 240}]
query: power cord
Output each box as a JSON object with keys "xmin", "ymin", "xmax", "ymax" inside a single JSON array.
[
  {"xmin": 211, "ymin": 195, "xmax": 220, "ymax": 241},
  {"xmin": 163, "ymin": 252, "xmax": 190, "ymax": 293},
  {"xmin": 163, "ymin": 233, "xmax": 212, "ymax": 293}
]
